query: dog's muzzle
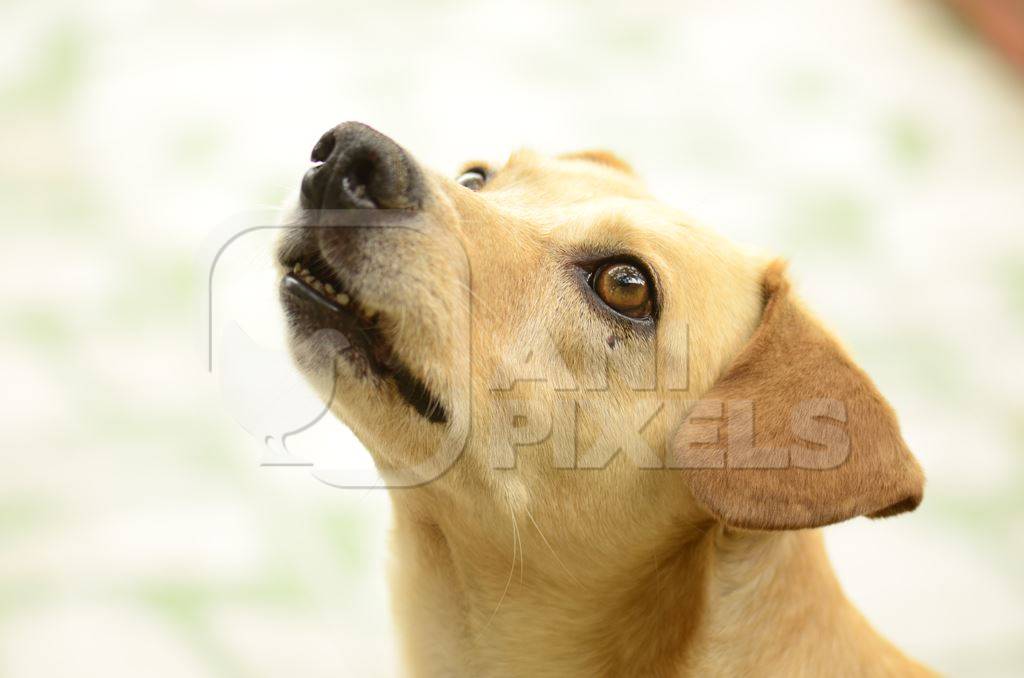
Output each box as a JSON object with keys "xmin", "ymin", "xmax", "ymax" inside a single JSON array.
[
  {"xmin": 300, "ymin": 121, "xmax": 425, "ymax": 211},
  {"xmin": 279, "ymin": 122, "xmax": 448, "ymax": 424}
]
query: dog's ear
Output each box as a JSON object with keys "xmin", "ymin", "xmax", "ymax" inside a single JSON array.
[{"xmin": 672, "ymin": 261, "xmax": 924, "ymax": 530}]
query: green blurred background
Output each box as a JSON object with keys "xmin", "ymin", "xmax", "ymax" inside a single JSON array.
[{"xmin": 2, "ymin": 0, "xmax": 1023, "ymax": 676}]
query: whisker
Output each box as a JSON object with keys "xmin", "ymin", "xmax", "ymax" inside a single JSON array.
[
  {"xmin": 482, "ymin": 509, "xmax": 519, "ymax": 631},
  {"xmin": 525, "ymin": 505, "xmax": 582, "ymax": 587},
  {"xmin": 449, "ymin": 276, "xmax": 501, "ymax": 324},
  {"xmin": 512, "ymin": 509, "xmax": 525, "ymax": 584}
]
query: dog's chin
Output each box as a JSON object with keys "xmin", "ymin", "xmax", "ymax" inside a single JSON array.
[{"xmin": 277, "ymin": 258, "xmax": 448, "ymax": 425}]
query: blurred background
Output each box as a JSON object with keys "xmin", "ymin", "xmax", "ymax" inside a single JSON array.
[{"xmin": 3, "ymin": 0, "xmax": 1024, "ymax": 675}]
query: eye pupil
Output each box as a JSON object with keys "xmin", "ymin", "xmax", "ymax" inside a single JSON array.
[
  {"xmin": 456, "ymin": 169, "xmax": 487, "ymax": 191},
  {"xmin": 593, "ymin": 262, "xmax": 653, "ymax": 319}
]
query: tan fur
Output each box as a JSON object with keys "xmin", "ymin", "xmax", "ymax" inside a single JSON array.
[
  {"xmin": 558, "ymin": 149, "xmax": 637, "ymax": 174},
  {"xmin": 278, "ymin": 144, "xmax": 933, "ymax": 677}
]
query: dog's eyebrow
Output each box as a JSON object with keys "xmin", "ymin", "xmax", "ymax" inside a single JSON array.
[
  {"xmin": 558, "ymin": 150, "xmax": 634, "ymax": 175},
  {"xmin": 456, "ymin": 161, "xmax": 493, "ymax": 176}
]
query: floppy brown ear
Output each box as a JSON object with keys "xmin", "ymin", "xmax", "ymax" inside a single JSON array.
[{"xmin": 673, "ymin": 261, "xmax": 924, "ymax": 530}]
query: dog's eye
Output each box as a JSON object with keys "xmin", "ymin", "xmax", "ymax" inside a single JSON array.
[
  {"xmin": 593, "ymin": 262, "xmax": 653, "ymax": 319},
  {"xmin": 456, "ymin": 168, "xmax": 487, "ymax": 191}
]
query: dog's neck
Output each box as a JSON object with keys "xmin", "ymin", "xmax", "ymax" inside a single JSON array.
[
  {"xmin": 689, "ymin": 528, "xmax": 932, "ymax": 677},
  {"xmin": 388, "ymin": 489, "xmax": 931, "ymax": 677}
]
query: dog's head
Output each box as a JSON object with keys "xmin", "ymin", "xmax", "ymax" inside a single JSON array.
[{"xmin": 276, "ymin": 122, "xmax": 923, "ymax": 537}]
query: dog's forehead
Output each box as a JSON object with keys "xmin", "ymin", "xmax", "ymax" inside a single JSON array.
[
  {"xmin": 475, "ymin": 152, "xmax": 706, "ymax": 252},
  {"xmin": 451, "ymin": 147, "xmax": 761, "ymax": 293},
  {"xmin": 478, "ymin": 149, "xmax": 650, "ymax": 204}
]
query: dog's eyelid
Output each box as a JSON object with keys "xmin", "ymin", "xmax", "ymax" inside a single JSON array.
[
  {"xmin": 575, "ymin": 252, "xmax": 660, "ymax": 288},
  {"xmin": 456, "ymin": 162, "xmax": 492, "ymax": 178}
]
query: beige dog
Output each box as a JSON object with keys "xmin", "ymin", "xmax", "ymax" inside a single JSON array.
[{"xmin": 276, "ymin": 122, "xmax": 931, "ymax": 677}]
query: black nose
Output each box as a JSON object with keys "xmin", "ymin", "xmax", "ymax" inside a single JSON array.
[{"xmin": 301, "ymin": 122, "xmax": 425, "ymax": 210}]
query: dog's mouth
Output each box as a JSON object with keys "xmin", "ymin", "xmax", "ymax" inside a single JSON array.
[{"xmin": 279, "ymin": 251, "xmax": 447, "ymax": 424}]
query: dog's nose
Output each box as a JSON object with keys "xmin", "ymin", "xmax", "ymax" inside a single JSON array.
[{"xmin": 301, "ymin": 122, "xmax": 425, "ymax": 210}]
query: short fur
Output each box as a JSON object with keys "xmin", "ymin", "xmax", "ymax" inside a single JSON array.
[{"xmin": 277, "ymin": 135, "xmax": 932, "ymax": 677}]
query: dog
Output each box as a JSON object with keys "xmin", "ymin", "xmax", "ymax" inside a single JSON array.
[{"xmin": 275, "ymin": 122, "xmax": 932, "ymax": 677}]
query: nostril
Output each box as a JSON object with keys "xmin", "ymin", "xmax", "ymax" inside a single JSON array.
[
  {"xmin": 311, "ymin": 130, "xmax": 336, "ymax": 163},
  {"xmin": 340, "ymin": 149, "xmax": 379, "ymax": 209},
  {"xmin": 301, "ymin": 164, "xmax": 327, "ymax": 205}
]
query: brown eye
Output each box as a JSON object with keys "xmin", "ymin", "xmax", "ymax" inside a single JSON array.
[
  {"xmin": 593, "ymin": 262, "xmax": 653, "ymax": 319},
  {"xmin": 456, "ymin": 168, "xmax": 487, "ymax": 191}
]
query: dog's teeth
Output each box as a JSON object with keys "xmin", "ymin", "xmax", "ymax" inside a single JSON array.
[
  {"xmin": 324, "ymin": 283, "xmax": 335, "ymax": 295},
  {"xmin": 336, "ymin": 292, "xmax": 350, "ymax": 306},
  {"xmin": 313, "ymin": 281, "xmax": 325, "ymax": 292},
  {"xmin": 303, "ymin": 275, "xmax": 315, "ymax": 284},
  {"xmin": 292, "ymin": 263, "xmax": 301, "ymax": 274}
]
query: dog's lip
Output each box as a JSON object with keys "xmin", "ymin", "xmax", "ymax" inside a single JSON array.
[
  {"xmin": 280, "ymin": 265, "xmax": 448, "ymax": 424},
  {"xmin": 279, "ymin": 270, "xmax": 380, "ymax": 370},
  {"xmin": 282, "ymin": 273, "xmax": 357, "ymax": 319}
]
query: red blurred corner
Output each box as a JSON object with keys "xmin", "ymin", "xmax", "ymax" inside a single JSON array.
[{"xmin": 943, "ymin": 0, "xmax": 1024, "ymax": 76}]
